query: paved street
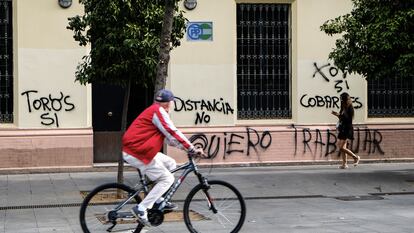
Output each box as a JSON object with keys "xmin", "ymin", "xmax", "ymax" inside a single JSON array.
[{"xmin": 0, "ymin": 163, "xmax": 413, "ymax": 233}]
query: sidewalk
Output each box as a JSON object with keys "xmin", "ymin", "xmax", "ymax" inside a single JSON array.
[{"xmin": 0, "ymin": 162, "xmax": 413, "ymax": 232}]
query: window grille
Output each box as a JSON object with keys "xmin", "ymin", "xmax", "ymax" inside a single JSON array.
[
  {"xmin": 237, "ymin": 4, "xmax": 291, "ymax": 119},
  {"xmin": 0, "ymin": 0, "xmax": 13, "ymax": 123},
  {"xmin": 368, "ymin": 77, "xmax": 414, "ymax": 117}
]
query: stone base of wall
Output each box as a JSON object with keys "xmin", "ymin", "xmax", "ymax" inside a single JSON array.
[
  {"xmin": 0, "ymin": 128, "xmax": 93, "ymax": 170},
  {"xmin": 1, "ymin": 124, "xmax": 412, "ymax": 171},
  {"xmin": 167, "ymin": 123, "xmax": 414, "ymax": 165}
]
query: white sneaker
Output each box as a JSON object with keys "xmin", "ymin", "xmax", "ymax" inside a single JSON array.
[{"xmin": 131, "ymin": 206, "xmax": 150, "ymax": 226}]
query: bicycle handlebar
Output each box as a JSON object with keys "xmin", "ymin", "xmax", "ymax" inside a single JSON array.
[{"xmin": 187, "ymin": 150, "xmax": 205, "ymax": 159}]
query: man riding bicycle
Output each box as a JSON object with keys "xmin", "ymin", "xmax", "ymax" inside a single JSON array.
[{"xmin": 122, "ymin": 89, "xmax": 204, "ymax": 226}]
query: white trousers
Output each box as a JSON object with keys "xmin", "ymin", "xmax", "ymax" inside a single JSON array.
[{"xmin": 123, "ymin": 152, "xmax": 176, "ymax": 209}]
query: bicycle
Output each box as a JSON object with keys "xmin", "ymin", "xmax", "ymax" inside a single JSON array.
[{"xmin": 79, "ymin": 152, "xmax": 246, "ymax": 233}]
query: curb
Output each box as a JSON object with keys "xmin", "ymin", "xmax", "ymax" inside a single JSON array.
[{"xmin": 1, "ymin": 159, "xmax": 414, "ymax": 175}]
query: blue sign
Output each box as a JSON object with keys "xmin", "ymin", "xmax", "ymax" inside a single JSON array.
[{"xmin": 187, "ymin": 22, "xmax": 213, "ymax": 41}]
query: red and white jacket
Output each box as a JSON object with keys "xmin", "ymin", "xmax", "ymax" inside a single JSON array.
[{"xmin": 122, "ymin": 103, "xmax": 195, "ymax": 164}]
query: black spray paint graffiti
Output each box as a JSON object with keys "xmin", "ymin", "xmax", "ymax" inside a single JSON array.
[
  {"xmin": 312, "ymin": 62, "xmax": 349, "ymax": 93},
  {"xmin": 300, "ymin": 94, "xmax": 363, "ymax": 109},
  {"xmin": 174, "ymin": 97, "xmax": 234, "ymax": 125},
  {"xmin": 21, "ymin": 90, "xmax": 75, "ymax": 127},
  {"xmin": 291, "ymin": 124, "xmax": 384, "ymax": 157},
  {"xmin": 185, "ymin": 125, "xmax": 384, "ymax": 161},
  {"xmin": 189, "ymin": 127, "xmax": 272, "ymax": 159},
  {"xmin": 300, "ymin": 62, "xmax": 363, "ymax": 109}
]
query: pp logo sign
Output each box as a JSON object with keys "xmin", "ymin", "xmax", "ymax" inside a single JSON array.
[{"xmin": 187, "ymin": 22, "xmax": 213, "ymax": 41}]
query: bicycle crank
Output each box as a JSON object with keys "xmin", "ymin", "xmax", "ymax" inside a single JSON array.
[{"xmin": 148, "ymin": 209, "xmax": 164, "ymax": 226}]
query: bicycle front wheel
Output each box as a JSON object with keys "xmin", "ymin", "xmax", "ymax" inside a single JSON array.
[
  {"xmin": 183, "ymin": 180, "xmax": 246, "ymax": 233},
  {"xmin": 79, "ymin": 183, "xmax": 142, "ymax": 233}
]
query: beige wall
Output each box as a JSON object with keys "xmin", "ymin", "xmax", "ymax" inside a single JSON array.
[
  {"xmin": 2, "ymin": 0, "xmax": 413, "ymax": 169},
  {"xmin": 296, "ymin": 0, "xmax": 352, "ymax": 60},
  {"xmin": 166, "ymin": 0, "xmax": 414, "ymax": 165},
  {"xmin": 170, "ymin": 0, "xmax": 237, "ymax": 126},
  {"xmin": 0, "ymin": 0, "xmax": 93, "ymax": 170},
  {"xmin": 14, "ymin": 0, "xmax": 91, "ymax": 128},
  {"xmin": 296, "ymin": 60, "xmax": 366, "ymax": 124},
  {"xmin": 170, "ymin": 0, "xmax": 370, "ymax": 127},
  {"xmin": 295, "ymin": 0, "xmax": 366, "ymax": 124}
]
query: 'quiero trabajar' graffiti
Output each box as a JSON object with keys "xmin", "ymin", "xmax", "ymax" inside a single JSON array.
[
  {"xmin": 189, "ymin": 127, "xmax": 271, "ymax": 159},
  {"xmin": 290, "ymin": 124, "xmax": 384, "ymax": 157},
  {"xmin": 185, "ymin": 126, "xmax": 384, "ymax": 161}
]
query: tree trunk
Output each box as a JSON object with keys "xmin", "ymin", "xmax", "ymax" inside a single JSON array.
[
  {"xmin": 154, "ymin": 0, "xmax": 175, "ymax": 96},
  {"xmin": 117, "ymin": 79, "xmax": 131, "ymax": 185}
]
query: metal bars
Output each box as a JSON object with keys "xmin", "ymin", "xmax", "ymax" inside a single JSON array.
[
  {"xmin": 0, "ymin": 0, "xmax": 13, "ymax": 123},
  {"xmin": 237, "ymin": 3, "xmax": 291, "ymax": 119},
  {"xmin": 368, "ymin": 77, "xmax": 414, "ymax": 117}
]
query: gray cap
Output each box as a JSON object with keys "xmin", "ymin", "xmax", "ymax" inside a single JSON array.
[{"xmin": 155, "ymin": 89, "xmax": 175, "ymax": 102}]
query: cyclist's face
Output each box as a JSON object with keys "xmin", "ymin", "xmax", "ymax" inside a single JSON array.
[{"xmin": 160, "ymin": 101, "xmax": 174, "ymax": 113}]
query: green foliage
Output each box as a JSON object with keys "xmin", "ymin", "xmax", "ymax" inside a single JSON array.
[
  {"xmin": 320, "ymin": 0, "xmax": 414, "ymax": 80},
  {"xmin": 67, "ymin": 0, "xmax": 186, "ymax": 86}
]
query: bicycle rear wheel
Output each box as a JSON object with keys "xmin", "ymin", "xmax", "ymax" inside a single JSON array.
[
  {"xmin": 79, "ymin": 183, "xmax": 143, "ymax": 233},
  {"xmin": 183, "ymin": 180, "xmax": 246, "ymax": 233}
]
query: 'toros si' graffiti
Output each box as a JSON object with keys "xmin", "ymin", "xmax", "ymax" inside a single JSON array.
[{"xmin": 21, "ymin": 90, "xmax": 75, "ymax": 127}]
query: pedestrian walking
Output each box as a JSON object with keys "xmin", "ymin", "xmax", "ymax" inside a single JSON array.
[{"xmin": 331, "ymin": 92, "xmax": 360, "ymax": 169}]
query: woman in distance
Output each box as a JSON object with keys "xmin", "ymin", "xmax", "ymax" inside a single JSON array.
[{"xmin": 331, "ymin": 92, "xmax": 360, "ymax": 169}]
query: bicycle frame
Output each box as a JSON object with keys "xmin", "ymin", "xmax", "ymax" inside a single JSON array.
[
  {"xmin": 116, "ymin": 155, "xmax": 211, "ymax": 213},
  {"xmin": 113, "ymin": 155, "xmax": 217, "ymax": 226},
  {"xmin": 158, "ymin": 155, "xmax": 210, "ymax": 210},
  {"xmin": 81, "ymin": 153, "xmax": 245, "ymax": 233}
]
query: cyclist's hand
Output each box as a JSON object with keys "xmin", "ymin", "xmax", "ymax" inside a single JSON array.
[{"xmin": 193, "ymin": 148, "xmax": 205, "ymax": 158}]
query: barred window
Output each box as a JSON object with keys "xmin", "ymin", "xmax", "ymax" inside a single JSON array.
[
  {"xmin": 237, "ymin": 4, "xmax": 291, "ymax": 119},
  {"xmin": 0, "ymin": 0, "xmax": 13, "ymax": 123},
  {"xmin": 368, "ymin": 77, "xmax": 414, "ymax": 117}
]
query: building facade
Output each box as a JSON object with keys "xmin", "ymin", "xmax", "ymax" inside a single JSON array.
[
  {"xmin": 0, "ymin": 0, "xmax": 413, "ymax": 170},
  {"xmin": 167, "ymin": 0, "xmax": 414, "ymax": 165},
  {"xmin": 0, "ymin": 0, "xmax": 93, "ymax": 170}
]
